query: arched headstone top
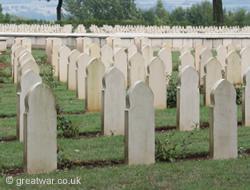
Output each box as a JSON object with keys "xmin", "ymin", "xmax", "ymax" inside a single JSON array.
[
  {"xmin": 86, "ymin": 58, "xmax": 105, "ymax": 76},
  {"xmin": 129, "ymin": 52, "xmax": 145, "ymax": 65},
  {"xmin": 102, "ymin": 67, "xmax": 125, "ymax": 89},
  {"xmin": 147, "ymin": 57, "xmax": 164, "ymax": 75},
  {"xmin": 126, "ymin": 81, "xmax": 153, "ymax": 109},
  {"xmin": 76, "ymin": 53, "xmax": 91, "ymax": 68},
  {"xmin": 243, "ymin": 67, "xmax": 250, "ymax": 87},
  {"xmin": 204, "ymin": 57, "xmax": 222, "ymax": 74},
  {"xmin": 178, "ymin": 66, "xmax": 199, "ymax": 87},
  {"xmin": 210, "ymin": 79, "xmax": 236, "ymax": 107}
]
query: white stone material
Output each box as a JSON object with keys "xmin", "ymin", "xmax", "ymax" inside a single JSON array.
[
  {"xmin": 158, "ymin": 48, "xmax": 172, "ymax": 81},
  {"xmin": 76, "ymin": 37, "xmax": 84, "ymax": 52},
  {"xmin": 127, "ymin": 43, "xmax": 137, "ymax": 60},
  {"xmin": 90, "ymin": 43, "xmax": 100, "ymax": 59},
  {"xmin": 216, "ymin": 45, "xmax": 227, "ymax": 71},
  {"xmin": 199, "ymin": 48, "xmax": 213, "ymax": 85},
  {"xmin": 58, "ymin": 46, "xmax": 71, "ymax": 82},
  {"xmin": 113, "ymin": 48, "xmax": 128, "ymax": 87},
  {"xmin": 210, "ymin": 79, "xmax": 238, "ymax": 160},
  {"xmin": 83, "ymin": 37, "xmax": 92, "ymax": 55},
  {"xmin": 227, "ymin": 43, "xmax": 236, "ymax": 53},
  {"xmin": 101, "ymin": 44, "xmax": 113, "ymax": 70},
  {"xmin": 128, "ymin": 52, "xmax": 146, "ymax": 86},
  {"xmin": 52, "ymin": 44, "xmax": 61, "ymax": 76},
  {"xmin": 162, "ymin": 42, "xmax": 172, "ymax": 53},
  {"xmin": 21, "ymin": 38, "xmax": 32, "ymax": 52},
  {"xmin": 45, "ymin": 38, "xmax": 53, "ymax": 64},
  {"xmin": 17, "ymin": 70, "xmax": 42, "ymax": 142},
  {"xmin": 76, "ymin": 53, "xmax": 91, "ymax": 99},
  {"xmin": 240, "ymin": 47, "xmax": 250, "ymax": 83},
  {"xmin": 147, "ymin": 57, "xmax": 166, "ymax": 109},
  {"xmin": 225, "ymin": 51, "xmax": 241, "ymax": 84},
  {"xmin": 180, "ymin": 45, "xmax": 190, "ymax": 56},
  {"xmin": 101, "ymin": 67, "xmax": 125, "ymax": 136},
  {"xmin": 112, "ymin": 37, "xmax": 122, "ymax": 54},
  {"xmin": 24, "ymin": 82, "xmax": 57, "ymax": 174},
  {"xmin": 67, "ymin": 49, "xmax": 81, "ymax": 90},
  {"xmin": 204, "ymin": 57, "xmax": 222, "ymax": 106},
  {"xmin": 242, "ymin": 68, "xmax": 250, "ymax": 126},
  {"xmin": 18, "ymin": 59, "xmax": 40, "ymax": 81},
  {"xmin": 13, "ymin": 46, "xmax": 26, "ymax": 83},
  {"xmin": 125, "ymin": 81, "xmax": 155, "ymax": 166},
  {"xmin": 86, "ymin": 58, "xmax": 105, "ymax": 112},
  {"xmin": 177, "ymin": 66, "xmax": 200, "ymax": 131},
  {"xmin": 195, "ymin": 43, "xmax": 203, "ymax": 71},
  {"xmin": 141, "ymin": 45, "xmax": 153, "ymax": 70},
  {"xmin": 179, "ymin": 52, "xmax": 195, "ymax": 70},
  {"xmin": 140, "ymin": 37, "xmax": 151, "ymax": 51}
]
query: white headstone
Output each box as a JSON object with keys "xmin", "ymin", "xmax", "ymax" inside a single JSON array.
[
  {"xmin": 225, "ymin": 51, "xmax": 241, "ymax": 84},
  {"xmin": 147, "ymin": 57, "xmax": 166, "ymax": 109},
  {"xmin": 242, "ymin": 68, "xmax": 250, "ymax": 126},
  {"xmin": 58, "ymin": 46, "xmax": 71, "ymax": 82},
  {"xmin": 127, "ymin": 43, "xmax": 137, "ymax": 61},
  {"xmin": 199, "ymin": 48, "xmax": 213, "ymax": 85},
  {"xmin": 101, "ymin": 67, "xmax": 125, "ymax": 136},
  {"xmin": 216, "ymin": 45, "xmax": 227, "ymax": 71},
  {"xmin": 24, "ymin": 82, "xmax": 57, "ymax": 174},
  {"xmin": 210, "ymin": 79, "xmax": 238, "ymax": 159},
  {"xmin": 179, "ymin": 52, "xmax": 195, "ymax": 71},
  {"xmin": 125, "ymin": 81, "xmax": 155, "ymax": 166},
  {"xmin": 86, "ymin": 58, "xmax": 105, "ymax": 112},
  {"xmin": 101, "ymin": 44, "xmax": 113, "ymax": 70},
  {"xmin": 67, "ymin": 49, "xmax": 81, "ymax": 90},
  {"xmin": 240, "ymin": 47, "xmax": 250, "ymax": 83},
  {"xmin": 177, "ymin": 66, "xmax": 200, "ymax": 131},
  {"xmin": 76, "ymin": 53, "xmax": 91, "ymax": 99},
  {"xmin": 195, "ymin": 43, "xmax": 203, "ymax": 71},
  {"xmin": 90, "ymin": 43, "xmax": 100, "ymax": 59}
]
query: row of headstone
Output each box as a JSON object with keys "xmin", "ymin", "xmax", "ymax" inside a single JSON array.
[
  {"xmin": 0, "ymin": 24, "xmax": 72, "ymax": 33},
  {"xmin": 89, "ymin": 24, "xmax": 250, "ymax": 34}
]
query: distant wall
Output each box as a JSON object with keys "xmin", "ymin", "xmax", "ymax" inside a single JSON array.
[{"xmin": 1, "ymin": 32, "xmax": 250, "ymax": 51}]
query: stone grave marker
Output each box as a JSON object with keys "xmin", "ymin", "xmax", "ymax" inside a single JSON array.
[
  {"xmin": 101, "ymin": 44, "xmax": 113, "ymax": 70},
  {"xmin": 162, "ymin": 42, "xmax": 172, "ymax": 53},
  {"xmin": 177, "ymin": 66, "xmax": 200, "ymax": 131},
  {"xmin": 113, "ymin": 48, "xmax": 128, "ymax": 87},
  {"xmin": 67, "ymin": 49, "xmax": 81, "ymax": 90},
  {"xmin": 13, "ymin": 46, "xmax": 27, "ymax": 83},
  {"xmin": 210, "ymin": 79, "xmax": 238, "ymax": 159},
  {"xmin": 85, "ymin": 58, "xmax": 105, "ymax": 112},
  {"xmin": 227, "ymin": 43, "xmax": 236, "ymax": 53},
  {"xmin": 45, "ymin": 38, "xmax": 53, "ymax": 64},
  {"xmin": 101, "ymin": 67, "xmax": 125, "ymax": 136},
  {"xmin": 24, "ymin": 82, "xmax": 57, "ymax": 174},
  {"xmin": 90, "ymin": 43, "xmax": 100, "ymax": 59},
  {"xmin": 76, "ymin": 53, "xmax": 91, "ymax": 99},
  {"xmin": 242, "ymin": 68, "xmax": 250, "ymax": 126},
  {"xmin": 216, "ymin": 45, "xmax": 227, "ymax": 71},
  {"xmin": 195, "ymin": 43, "xmax": 203, "ymax": 71},
  {"xmin": 83, "ymin": 37, "xmax": 92, "ymax": 55},
  {"xmin": 128, "ymin": 52, "xmax": 146, "ymax": 86},
  {"xmin": 52, "ymin": 44, "xmax": 61, "ymax": 76},
  {"xmin": 58, "ymin": 46, "xmax": 71, "ymax": 82},
  {"xmin": 179, "ymin": 52, "xmax": 195, "ymax": 71},
  {"xmin": 125, "ymin": 81, "xmax": 155, "ymax": 166},
  {"xmin": 158, "ymin": 48, "xmax": 172, "ymax": 83},
  {"xmin": 199, "ymin": 48, "xmax": 213, "ymax": 85},
  {"xmin": 112, "ymin": 37, "xmax": 122, "ymax": 54},
  {"xmin": 127, "ymin": 43, "xmax": 137, "ymax": 61},
  {"xmin": 21, "ymin": 38, "xmax": 32, "ymax": 52},
  {"xmin": 225, "ymin": 51, "xmax": 241, "ymax": 84},
  {"xmin": 17, "ymin": 70, "xmax": 42, "ymax": 142},
  {"xmin": 180, "ymin": 45, "xmax": 190, "ymax": 56},
  {"xmin": 147, "ymin": 57, "xmax": 166, "ymax": 109},
  {"xmin": 204, "ymin": 57, "xmax": 222, "ymax": 106},
  {"xmin": 240, "ymin": 47, "xmax": 250, "ymax": 83},
  {"xmin": 141, "ymin": 45, "xmax": 153, "ymax": 69}
]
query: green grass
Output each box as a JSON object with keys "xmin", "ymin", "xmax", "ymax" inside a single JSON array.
[{"xmin": 0, "ymin": 49, "xmax": 250, "ymax": 189}]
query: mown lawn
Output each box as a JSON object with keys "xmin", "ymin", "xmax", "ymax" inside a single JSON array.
[{"xmin": 0, "ymin": 50, "xmax": 250, "ymax": 189}]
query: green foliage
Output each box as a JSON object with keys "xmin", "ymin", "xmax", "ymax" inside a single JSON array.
[
  {"xmin": 41, "ymin": 66, "xmax": 60, "ymax": 90},
  {"xmin": 57, "ymin": 147, "xmax": 74, "ymax": 169},
  {"xmin": 167, "ymin": 76, "xmax": 178, "ymax": 108},
  {"xmin": 234, "ymin": 83, "xmax": 242, "ymax": 105},
  {"xmin": 34, "ymin": 54, "xmax": 47, "ymax": 64},
  {"xmin": 57, "ymin": 113, "xmax": 80, "ymax": 138},
  {"xmin": 155, "ymin": 132, "xmax": 194, "ymax": 162},
  {"xmin": 0, "ymin": 67, "xmax": 9, "ymax": 83}
]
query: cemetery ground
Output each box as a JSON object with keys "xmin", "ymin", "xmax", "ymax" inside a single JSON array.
[{"xmin": 0, "ymin": 50, "xmax": 250, "ymax": 189}]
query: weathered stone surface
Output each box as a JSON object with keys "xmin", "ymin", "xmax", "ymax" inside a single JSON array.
[
  {"xmin": 45, "ymin": 38, "xmax": 53, "ymax": 64},
  {"xmin": 17, "ymin": 70, "xmax": 42, "ymax": 142},
  {"xmin": 127, "ymin": 43, "xmax": 137, "ymax": 60},
  {"xmin": 76, "ymin": 53, "xmax": 91, "ymax": 99},
  {"xmin": 114, "ymin": 48, "xmax": 128, "ymax": 87},
  {"xmin": 162, "ymin": 42, "xmax": 172, "ymax": 53},
  {"xmin": 67, "ymin": 49, "xmax": 81, "ymax": 90},
  {"xmin": 158, "ymin": 48, "xmax": 172, "ymax": 81},
  {"xmin": 140, "ymin": 37, "xmax": 151, "ymax": 51},
  {"xmin": 128, "ymin": 52, "xmax": 146, "ymax": 86},
  {"xmin": 13, "ymin": 46, "xmax": 26, "ymax": 83},
  {"xmin": 90, "ymin": 43, "xmax": 100, "ymax": 58},
  {"xmin": 125, "ymin": 81, "xmax": 155, "ymax": 166},
  {"xmin": 216, "ymin": 45, "xmax": 227, "ymax": 71},
  {"xmin": 141, "ymin": 45, "xmax": 153, "ymax": 68},
  {"xmin": 52, "ymin": 44, "xmax": 61, "ymax": 76},
  {"xmin": 179, "ymin": 52, "xmax": 195, "ymax": 71},
  {"xmin": 194, "ymin": 43, "xmax": 203, "ymax": 71},
  {"xmin": 101, "ymin": 44, "xmax": 113, "ymax": 70},
  {"xmin": 225, "ymin": 51, "xmax": 241, "ymax": 84},
  {"xmin": 24, "ymin": 82, "xmax": 57, "ymax": 174},
  {"xmin": 240, "ymin": 47, "xmax": 250, "ymax": 83},
  {"xmin": 204, "ymin": 57, "xmax": 222, "ymax": 106},
  {"xmin": 58, "ymin": 46, "xmax": 71, "ymax": 82},
  {"xmin": 86, "ymin": 58, "xmax": 105, "ymax": 112},
  {"xmin": 180, "ymin": 45, "xmax": 190, "ymax": 56},
  {"xmin": 113, "ymin": 37, "xmax": 122, "ymax": 54},
  {"xmin": 210, "ymin": 79, "xmax": 238, "ymax": 160},
  {"xmin": 18, "ymin": 59, "xmax": 40, "ymax": 81},
  {"xmin": 21, "ymin": 38, "xmax": 32, "ymax": 52},
  {"xmin": 227, "ymin": 43, "xmax": 236, "ymax": 53},
  {"xmin": 199, "ymin": 48, "xmax": 213, "ymax": 85},
  {"xmin": 83, "ymin": 37, "xmax": 92, "ymax": 55},
  {"xmin": 242, "ymin": 68, "xmax": 250, "ymax": 126},
  {"xmin": 147, "ymin": 57, "xmax": 166, "ymax": 109},
  {"xmin": 101, "ymin": 67, "xmax": 125, "ymax": 136},
  {"xmin": 177, "ymin": 66, "xmax": 200, "ymax": 131}
]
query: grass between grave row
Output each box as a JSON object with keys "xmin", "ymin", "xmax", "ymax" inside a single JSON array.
[{"xmin": 0, "ymin": 49, "xmax": 250, "ymax": 189}]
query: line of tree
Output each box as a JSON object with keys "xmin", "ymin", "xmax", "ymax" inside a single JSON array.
[{"xmin": 61, "ymin": 0, "xmax": 250, "ymax": 27}]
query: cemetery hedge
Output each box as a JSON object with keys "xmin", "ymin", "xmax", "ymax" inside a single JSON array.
[{"xmin": 0, "ymin": 49, "xmax": 250, "ymax": 189}]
